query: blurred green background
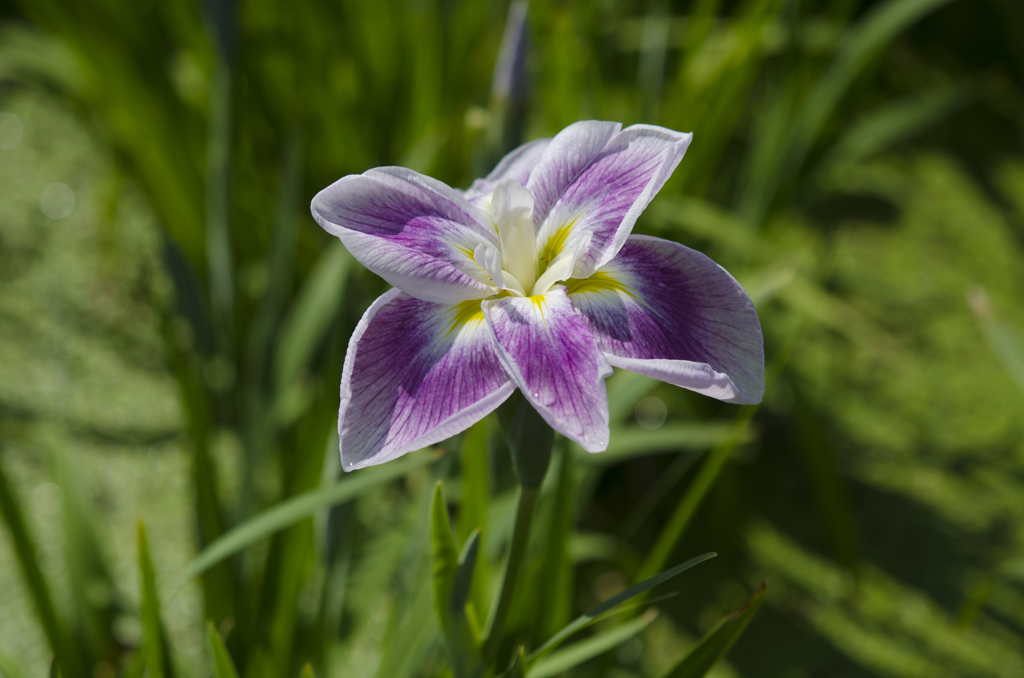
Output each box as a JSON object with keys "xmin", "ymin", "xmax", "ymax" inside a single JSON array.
[{"xmin": 2, "ymin": 0, "xmax": 1024, "ymax": 675}]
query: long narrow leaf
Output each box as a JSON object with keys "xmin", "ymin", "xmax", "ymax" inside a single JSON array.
[
  {"xmin": 206, "ymin": 622, "xmax": 240, "ymax": 678},
  {"xmin": 661, "ymin": 581, "xmax": 767, "ymax": 678},
  {"xmin": 636, "ymin": 410, "xmax": 756, "ymax": 582},
  {"xmin": 138, "ymin": 523, "xmax": 173, "ymax": 678},
  {"xmin": 457, "ymin": 420, "xmax": 491, "ymax": 621},
  {"xmin": 433, "ymin": 482, "xmax": 483, "ymax": 678},
  {"xmin": 529, "ymin": 552, "xmax": 716, "ymax": 661},
  {"xmin": 274, "ymin": 241, "xmax": 352, "ymax": 390},
  {"xmin": 528, "ymin": 611, "xmax": 657, "ymax": 678},
  {"xmin": 576, "ymin": 423, "xmax": 751, "ymax": 466},
  {"xmin": 167, "ymin": 450, "xmax": 438, "ymax": 598},
  {"xmin": 0, "ymin": 456, "xmax": 87, "ymax": 678}
]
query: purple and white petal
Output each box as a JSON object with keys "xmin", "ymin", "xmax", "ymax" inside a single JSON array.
[
  {"xmin": 464, "ymin": 137, "xmax": 552, "ymax": 205},
  {"xmin": 567, "ymin": 235, "xmax": 764, "ymax": 404},
  {"xmin": 526, "ymin": 121, "xmax": 622, "ymax": 226},
  {"xmin": 312, "ymin": 167, "xmax": 498, "ymax": 303},
  {"xmin": 339, "ymin": 290, "xmax": 515, "ymax": 470},
  {"xmin": 533, "ymin": 124, "xmax": 692, "ymax": 278},
  {"xmin": 482, "ymin": 288, "xmax": 613, "ymax": 451}
]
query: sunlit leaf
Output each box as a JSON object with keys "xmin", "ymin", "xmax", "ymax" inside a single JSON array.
[
  {"xmin": 529, "ymin": 610, "xmax": 657, "ymax": 678},
  {"xmin": 167, "ymin": 450, "xmax": 438, "ymax": 598},
  {"xmin": 530, "ymin": 553, "xmax": 716, "ymax": 662},
  {"xmin": 577, "ymin": 423, "xmax": 752, "ymax": 466}
]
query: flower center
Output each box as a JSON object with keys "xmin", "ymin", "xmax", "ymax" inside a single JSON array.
[
  {"xmin": 491, "ymin": 179, "xmax": 538, "ymax": 294},
  {"xmin": 483, "ymin": 178, "xmax": 586, "ymax": 298}
]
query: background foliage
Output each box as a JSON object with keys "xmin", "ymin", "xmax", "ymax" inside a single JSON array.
[{"xmin": 1, "ymin": 0, "xmax": 1023, "ymax": 675}]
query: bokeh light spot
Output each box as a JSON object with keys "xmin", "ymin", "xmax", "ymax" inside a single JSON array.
[
  {"xmin": 40, "ymin": 183, "xmax": 75, "ymax": 219},
  {"xmin": 635, "ymin": 396, "xmax": 667, "ymax": 430}
]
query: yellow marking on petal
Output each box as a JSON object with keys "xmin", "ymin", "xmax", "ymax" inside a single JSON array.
[
  {"xmin": 445, "ymin": 300, "xmax": 485, "ymax": 338},
  {"xmin": 565, "ymin": 272, "xmax": 631, "ymax": 296},
  {"xmin": 537, "ymin": 214, "xmax": 582, "ymax": 273},
  {"xmin": 528, "ymin": 294, "xmax": 551, "ymax": 329}
]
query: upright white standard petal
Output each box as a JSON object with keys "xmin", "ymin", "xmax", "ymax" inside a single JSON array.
[
  {"xmin": 491, "ymin": 179, "xmax": 538, "ymax": 293},
  {"xmin": 567, "ymin": 235, "xmax": 764, "ymax": 404},
  {"xmin": 312, "ymin": 167, "xmax": 498, "ymax": 304},
  {"xmin": 338, "ymin": 290, "xmax": 515, "ymax": 470},
  {"xmin": 482, "ymin": 288, "xmax": 613, "ymax": 451},
  {"xmin": 531, "ymin": 231, "xmax": 591, "ymax": 296}
]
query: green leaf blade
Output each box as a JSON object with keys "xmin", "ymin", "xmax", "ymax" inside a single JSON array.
[
  {"xmin": 167, "ymin": 450, "xmax": 437, "ymax": 598},
  {"xmin": 138, "ymin": 523, "xmax": 172, "ymax": 678},
  {"xmin": 528, "ymin": 611, "xmax": 657, "ymax": 678},
  {"xmin": 530, "ymin": 552, "xmax": 716, "ymax": 662},
  {"xmin": 206, "ymin": 622, "xmax": 240, "ymax": 678},
  {"xmin": 662, "ymin": 581, "xmax": 768, "ymax": 678}
]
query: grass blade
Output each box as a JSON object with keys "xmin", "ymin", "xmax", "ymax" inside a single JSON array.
[
  {"xmin": 536, "ymin": 445, "xmax": 576, "ymax": 641},
  {"xmin": 661, "ymin": 581, "xmax": 767, "ymax": 678},
  {"xmin": 577, "ymin": 423, "xmax": 752, "ymax": 466},
  {"xmin": 529, "ymin": 552, "xmax": 716, "ymax": 662},
  {"xmin": 167, "ymin": 450, "xmax": 438, "ymax": 598},
  {"xmin": 274, "ymin": 241, "xmax": 352, "ymax": 391},
  {"xmin": 635, "ymin": 409, "xmax": 756, "ymax": 583},
  {"xmin": 138, "ymin": 523, "xmax": 174, "ymax": 678},
  {"xmin": 52, "ymin": 446, "xmax": 121, "ymax": 664},
  {"xmin": 207, "ymin": 622, "xmax": 240, "ymax": 678},
  {"xmin": 744, "ymin": 0, "xmax": 956, "ymax": 227},
  {"xmin": 457, "ymin": 420, "xmax": 491, "ymax": 621},
  {"xmin": 821, "ymin": 83, "xmax": 970, "ymax": 177},
  {"xmin": 528, "ymin": 611, "xmax": 657, "ymax": 678},
  {"xmin": 0, "ymin": 455, "xmax": 87, "ymax": 678}
]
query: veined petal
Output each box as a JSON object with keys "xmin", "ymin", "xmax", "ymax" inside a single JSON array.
[
  {"xmin": 463, "ymin": 137, "xmax": 552, "ymax": 204},
  {"xmin": 312, "ymin": 167, "xmax": 498, "ymax": 303},
  {"xmin": 482, "ymin": 288, "xmax": 613, "ymax": 452},
  {"xmin": 527, "ymin": 121, "xmax": 622, "ymax": 228},
  {"xmin": 566, "ymin": 235, "xmax": 764, "ymax": 404},
  {"xmin": 533, "ymin": 124, "xmax": 692, "ymax": 279},
  {"xmin": 339, "ymin": 290, "xmax": 515, "ymax": 470}
]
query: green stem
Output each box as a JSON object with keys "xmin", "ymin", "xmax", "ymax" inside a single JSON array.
[{"xmin": 482, "ymin": 484, "xmax": 539, "ymax": 664}]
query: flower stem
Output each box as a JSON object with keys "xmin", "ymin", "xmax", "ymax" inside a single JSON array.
[
  {"xmin": 482, "ymin": 483, "xmax": 538, "ymax": 664},
  {"xmin": 483, "ymin": 397, "xmax": 553, "ymax": 664}
]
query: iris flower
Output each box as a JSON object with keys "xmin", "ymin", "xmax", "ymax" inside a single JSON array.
[{"xmin": 312, "ymin": 121, "xmax": 764, "ymax": 470}]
